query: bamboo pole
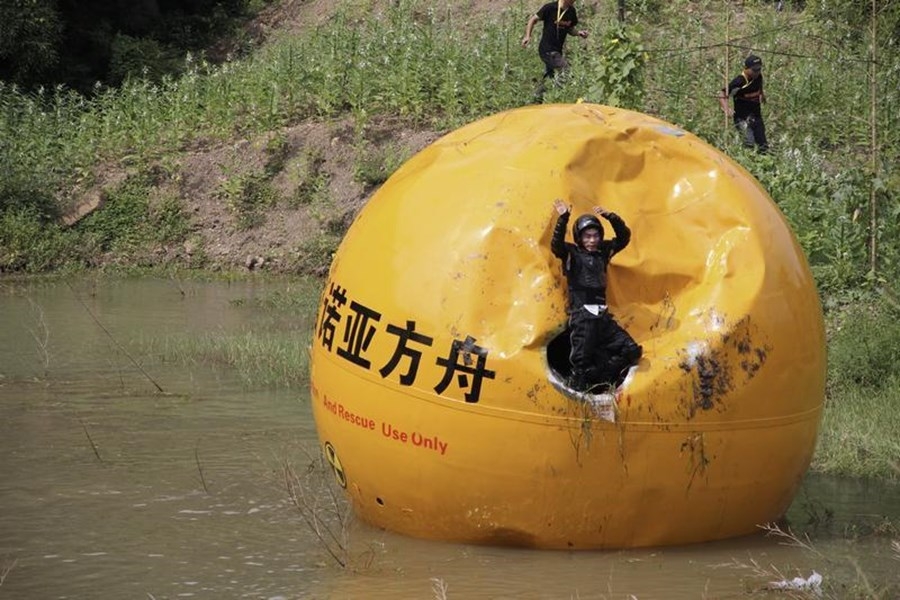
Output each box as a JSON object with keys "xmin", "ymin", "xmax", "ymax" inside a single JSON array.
[
  {"xmin": 869, "ymin": 0, "xmax": 878, "ymax": 275},
  {"xmin": 724, "ymin": 12, "xmax": 731, "ymax": 134}
]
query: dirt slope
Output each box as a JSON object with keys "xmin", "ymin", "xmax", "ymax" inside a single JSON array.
[
  {"xmin": 159, "ymin": 117, "xmax": 441, "ymax": 273},
  {"xmin": 70, "ymin": 0, "xmax": 539, "ymax": 273}
]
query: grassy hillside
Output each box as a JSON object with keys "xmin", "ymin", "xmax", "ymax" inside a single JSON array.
[
  {"xmin": 1, "ymin": 0, "xmax": 899, "ymax": 479},
  {"xmin": 2, "ymin": 0, "xmax": 898, "ymax": 282}
]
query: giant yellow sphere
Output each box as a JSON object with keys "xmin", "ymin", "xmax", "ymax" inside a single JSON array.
[{"xmin": 309, "ymin": 103, "xmax": 825, "ymax": 549}]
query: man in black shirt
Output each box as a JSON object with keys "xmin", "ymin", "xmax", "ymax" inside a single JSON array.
[
  {"xmin": 522, "ymin": 0, "xmax": 588, "ymax": 102},
  {"xmin": 550, "ymin": 199, "xmax": 642, "ymax": 392},
  {"xmin": 719, "ymin": 54, "xmax": 768, "ymax": 153}
]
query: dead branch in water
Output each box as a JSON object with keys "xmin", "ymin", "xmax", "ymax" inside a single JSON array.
[
  {"xmin": 0, "ymin": 557, "xmax": 17, "ymax": 587},
  {"xmin": 759, "ymin": 522, "xmax": 822, "ymax": 556},
  {"xmin": 431, "ymin": 577, "xmax": 449, "ymax": 600},
  {"xmin": 195, "ymin": 446, "xmax": 209, "ymax": 494},
  {"xmin": 65, "ymin": 281, "xmax": 166, "ymax": 393},
  {"xmin": 281, "ymin": 451, "xmax": 354, "ymax": 569},
  {"xmin": 26, "ymin": 297, "xmax": 51, "ymax": 377},
  {"xmin": 80, "ymin": 418, "xmax": 103, "ymax": 463}
]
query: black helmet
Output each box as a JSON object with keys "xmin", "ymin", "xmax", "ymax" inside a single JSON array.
[{"xmin": 572, "ymin": 214, "xmax": 603, "ymax": 245}]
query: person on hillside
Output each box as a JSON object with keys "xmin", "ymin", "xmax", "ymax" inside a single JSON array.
[
  {"xmin": 550, "ymin": 198, "xmax": 642, "ymax": 393},
  {"xmin": 718, "ymin": 54, "xmax": 769, "ymax": 153},
  {"xmin": 521, "ymin": 0, "xmax": 589, "ymax": 103}
]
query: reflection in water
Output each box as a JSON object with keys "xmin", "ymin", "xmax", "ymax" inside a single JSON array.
[{"xmin": 0, "ymin": 278, "xmax": 897, "ymax": 599}]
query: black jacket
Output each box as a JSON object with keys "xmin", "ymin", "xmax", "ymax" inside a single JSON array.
[
  {"xmin": 724, "ymin": 72, "xmax": 764, "ymax": 120},
  {"xmin": 536, "ymin": 1, "xmax": 578, "ymax": 56},
  {"xmin": 551, "ymin": 211, "xmax": 631, "ymax": 309}
]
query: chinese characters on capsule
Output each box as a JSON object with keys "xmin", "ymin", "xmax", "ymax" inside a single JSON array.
[{"xmin": 317, "ymin": 281, "xmax": 495, "ymax": 403}]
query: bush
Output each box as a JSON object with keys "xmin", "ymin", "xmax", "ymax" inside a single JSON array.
[
  {"xmin": 745, "ymin": 142, "xmax": 871, "ymax": 292},
  {"xmin": 151, "ymin": 193, "xmax": 190, "ymax": 244},
  {"xmin": 0, "ymin": 206, "xmax": 67, "ymax": 272},
  {"xmin": 291, "ymin": 232, "xmax": 339, "ymax": 275},
  {"xmin": 0, "ymin": 0, "xmax": 63, "ymax": 86},
  {"xmin": 77, "ymin": 174, "xmax": 152, "ymax": 254},
  {"xmin": 827, "ymin": 292, "xmax": 900, "ymax": 390},
  {"xmin": 217, "ymin": 171, "xmax": 278, "ymax": 230},
  {"xmin": 109, "ymin": 34, "xmax": 181, "ymax": 86},
  {"xmin": 352, "ymin": 142, "xmax": 408, "ymax": 188},
  {"xmin": 582, "ymin": 24, "xmax": 648, "ymax": 109}
]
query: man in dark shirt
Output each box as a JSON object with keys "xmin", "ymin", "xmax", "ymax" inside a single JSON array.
[
  {"xmin": 550, "ymin": 198, "xmax": 642, "ymax": 393},
  {"xmin": 719, "ymin": 54, "xmax": 768, "ymax": 153},
  {"xmin": 521, "ymin": 0, "xmax": 588, "ymax": 102}
]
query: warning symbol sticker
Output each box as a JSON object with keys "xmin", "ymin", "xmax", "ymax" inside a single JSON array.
[{"xmin": 324, "ymin": 441, "xmax": 347, "ymax": 488}]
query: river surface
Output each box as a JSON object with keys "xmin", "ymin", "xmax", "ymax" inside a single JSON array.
[{"xmin": 1, "ymin": 277, "xmax": 898, "ymax": 599}]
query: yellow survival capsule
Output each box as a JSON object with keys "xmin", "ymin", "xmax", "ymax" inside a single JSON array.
[{"xmin": 309, "ymin": 103, "xmax": 825, "ymax": 549}]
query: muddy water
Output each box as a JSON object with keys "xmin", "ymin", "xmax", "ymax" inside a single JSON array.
[{"xmin": 1, "ymin": 277, "xmax": 897, "ymax": 600}]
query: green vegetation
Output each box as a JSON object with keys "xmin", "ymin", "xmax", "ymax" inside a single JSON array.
[
  {"xmin": 3, "ymin": 0, "xmax": 897, "ymax": 279},
  {"xmin": 1, "ymin": 167, "xmax": 191, "ymax": 271},
  {"xmin": 290, "ymin": 148, "xmax": 330, "ymax": 207},
  {"xmin": 726, "ymin": 523, "xmax": 900, "ymax": 599},
  {"xmin": 0, "ymin": 0, "xmax": 270, "ymax": 92},
  {"xmin": 1, "ymin": 0, "xmax": 899, "ymax": 480},
  {"xmin": 217, "ymin": 169, "xmax": 278, "ymax": 230},
  {"xmin": 151, "ymin": 278, "xmax": 322, "ymax": 388},
  {"xmin": 352, "ymin": 141, "xmax": 411, "ymax": 188},
  {"xmin": 815, "ymin": 291, "xmax": 900, "ymax": 479},
  {"xmin": 156, "ymin": 328, "xmax": 311, "ymax": 388}
]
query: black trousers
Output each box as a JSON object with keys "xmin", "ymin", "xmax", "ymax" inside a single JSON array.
[
  {"xmin": 568, "ymin": 308, "xmax": 642, "ymax": 391},
  {"xmin": 735, "ymin": 115, "xmax": 768, "ymax": 153},
  {"xmin": 534, "ymin": 51, "xmax": 569, "ymax": 102},
  {"xmin": 540, "ymin": 50, "xmax": 568, "ymax": 79}
]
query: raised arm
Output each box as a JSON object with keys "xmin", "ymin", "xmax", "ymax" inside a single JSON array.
[
  {"xmin": 593, "ymin": 206, "xmax": 631, "ymax": 255},
  {"xmin": 551, "ymin": 199, "xmax": 571, "ymax": 259}
]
